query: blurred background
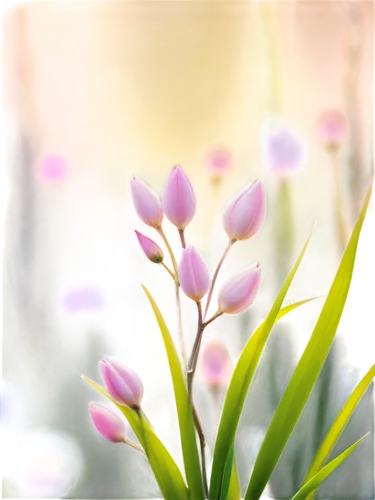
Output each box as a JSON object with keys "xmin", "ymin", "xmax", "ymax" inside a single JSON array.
[{"xmin": 1, "ymin": 1, "xmax": 374, "ymax": 498}]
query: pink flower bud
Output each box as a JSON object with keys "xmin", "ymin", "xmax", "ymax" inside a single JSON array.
[
  {"xmin": 317, "ymin": 109, "xmax": 348, "ymax": 149},
  {"xmin": 261, "ymin": 119, "xmax": 307, "ymax": 176},
  {"xmin": 89, "ymin": 402, "xmax": 126, "ymax": 443},
  {"xmin": 218, "ymin": 264, "xmax": 261, "ymax": 315},
  {"xmin": 223, "ymin": 180, "xmax": 266, "ymax": 242},
  {"xmin": 162, "ymin": 165, "xmax": 196, "ymax": 229},
  {"xmin": 100, "ymin": 358, "xmax": 144, "ymax": 408},
  {"xmin": 35, "ymin": 152, "xmax": 71, "ymax": 187},
  {"xmin": 56, "ymin": 271, "xmax": 119, "ymax": 326},
  {"xmin": 131, "ymin": 177, "xmax": 163, "ymax": 228},
  {"xmin": 201, "ymin": 341, "xmax": 232, "ymax": 387},
  {"xmin": 178, "ymin": 246, "xmax": 210, "ymax": 302},
  {"xmin": 135, "ymin": 230, "xmax": 164, "ymax": 264},
  {"xmin": 205, "ymin": 148, "xmax": 232, "ymax": 179}
]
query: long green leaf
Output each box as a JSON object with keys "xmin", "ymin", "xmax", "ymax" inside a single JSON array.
[
  {"xmin": 291, "ymin": 435, "xmax": 368, "ymax": 500},
  {"xmin": 209, "ymin": 227, "xmax": 316, "ymax": 499},
  {"xmin": 220, "ymin": 444, "xmax": 235, "ymax": 500},
  {"xmin": 142, "ymin": 285, "xmax": 204, "ymax": 499},
  {"xmin": 303, "ymin": 363, "xmax": 375, "ymax": 499},
  {"xmin": 245, "ymin": 183, "xmax": 372, "ymax": 500},
  {"xmin": 83, "ymin": 376, "xmax": 188, "ymax": 499}
]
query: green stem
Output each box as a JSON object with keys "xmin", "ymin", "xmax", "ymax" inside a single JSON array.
[
  {"xmin": 204, "ymin": 239, "xmax": 234, "ymax": 321},
  {"xmin": 330, "ymin": 148, "xmax": 349, "ymax": 254},
  {"xmin": 272, "ymin": 178, "xmax": 295, "ymax": 294}
]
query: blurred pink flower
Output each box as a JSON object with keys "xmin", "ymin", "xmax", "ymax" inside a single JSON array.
[
  {"xmin": 162, "ymin": 165, "xmax": 196, "ymax": 230},
  {"xmin": 179, "ymin": 246, "xmax": 210, "ymax": 302},
  {"xmin": 89, "ymin": 403, "xmax": 126, "ymax": 443},
  {"xmin": 218, "ymin": 264, "xmax": 261, "ymax": 315},
  {"xmin": 317, "ymin": 109, "xmax": 348, "ymax": 149},
  {"xmin": 201, "ymin": 341, "xmax": 232, "ymax": 387},
  {"xmin": 56, "ymin": 271, "xmax": 119, "ymax": 326},
  {"xmin": 223, "ymin": 179, "xmax": 266, "ymax": 242},
  {"xmin": 205, "ymin": 148, "xmax": 232, "ymax": 179},
  {"xmin": 37, "ymin": 155, "xmax": 69, "ymax": 184},
  {"xmin": 100, "ymin": 358, "xmax": 144, "ymax": 408},
  {"xmin": 261, "ymin": 119, "xmax": 307, "ymax": 177}
]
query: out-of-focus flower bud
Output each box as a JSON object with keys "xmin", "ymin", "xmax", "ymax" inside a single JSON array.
[
  {"xmin": 218, "ymin": 264, "xmax": 261, "ymax": 315},
  {"xmin": 261, "ymin": 119, "xmax": 307, "ymax": 176},
  {"xmin": 201, "ymin": 341, "xmax": 232, "ymax": 387},
  {"xmin": 223, "ymin": 179, "xmax": 266, "ymax": 242},
  {"xmin": 56, "ymin": 271, "xmax": 119, "ymax": 326},
  {"xmin": 179, "ymin": 246, "xmax": 210, "ymax": 302},
  {"xmin": 131, "ymin": 177, "xmax": 163, "ymax": 228},
  {"xmin": 100, "ymin": 358, "xmax": 144, "ymax": 409},
  {"xmin": 89, "ymin": 403, "xmax": 128, "ymax": 443},
  {"xmin": 317, "ymin": 109, "xmax": 348, "ymax": 149},
  {"xmin": 205, "ymin": 148, "xmax": 232, "ymax": 180},
  {"xmin": 10, "ymin": 432, "xmax": 82, "ymax": 498},
  {"xmin": 37, "ymin": 155, "xmax": 69, "ymax": 185},
  {"xmin": 135, "ymin": 230, "xmax": 164, "ymax": 263},
  {"xmin": 162, "ymin": 165, "xmax": 196, "ymax": 230}
]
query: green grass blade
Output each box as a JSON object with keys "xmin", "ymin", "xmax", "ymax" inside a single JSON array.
[
  {"xmin": 303, "ymin": 363, "xmax": 375, "ymax": 499},
  {"xmin": 142, "ymin": 285, "xmax": 204, "ymax": 499},
  {"xmin": 291, "ymin": 435, "xmax": 369, "ymax": 500},
  {"xmin": 245, "ymin": 184, "xmax": 372, "ymax": 500},
  {"xmin": 209, "ymin": 227, "xmax": 316, "ymax": 499},
  {"xmin": 83, "ymin": 376, "xmax": 188, "ymax": 499}
]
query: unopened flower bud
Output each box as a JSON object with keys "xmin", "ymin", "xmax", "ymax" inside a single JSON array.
[
  {"xmin": 162, "ymin": 165, "xmax": 196, "ymax": 229},
  {"xmin": 218, "ymin": 264, "xmax": 261, "ymax": 315},
  {"xmin": 131, "ymin": 177, "xmax": 163, "ymax": 228},
  {"xmin": 89, "ymin": 402, "xmax": 126, "ymax": 443},
  {"xmin": 261, "ymin": 119, "xmax": 307, "ymax": 176},
  {"xmin": 223, "ymin": 180, "xmax": 266, "ymax": 242},
  {"xmin": 179, "ymin": 246, "xmax": 210, "ymax": 302},
  {"xmin": 135, "ymin": 230, "xmax": 164, "ymax": 263},
  {"xmin": 201, "ymin": 341, "xmax": 232, "ymax": 387},
  {"xmin": 100, "ymin": 358, "xmax": 144, "ymax": 409}
]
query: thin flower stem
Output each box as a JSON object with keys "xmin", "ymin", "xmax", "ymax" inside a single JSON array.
[
  {"xmin": 187, "ymin": 301, "xmax": 204, "ymax": 400},
  {"xmin": 161, "ymin": 262, "xmax": 175, "ymax": 280},
  {"xmin": 204, "ymin": 239, "xmax": 234, "ymax": 321},
  {"xmin": 124, "ymin": 439, "xmax": 146, "ymax": 455},
  {"xmin": 178, "ymin": 229, "xmax": 186, "ymax": 249},
  {"xmin": 203, "ymin": 311, "xmax": 223, "ymax": 328},
  {"xmin": 192, "ymin": 403, "xmax": 208, "ymax": 498},
  {"xmin": 330, "ymin": 148, "xmax": 349, "ymax": 254},
  {"xmin": 157, "ymin": 226, "xmax": 188, "ymax": 369},
  {"xmin": 157, "ymin": 227, "xmax": 179, "ymax": 277}
]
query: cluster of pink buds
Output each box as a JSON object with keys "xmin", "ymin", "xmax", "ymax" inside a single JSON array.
[
  {"xmin": 89, "ymin": 358, "xmax": 145, "ymax": 448},
  {"xmin": 129, "ymin": 163, "xmax": 267, "ymax": 386}
]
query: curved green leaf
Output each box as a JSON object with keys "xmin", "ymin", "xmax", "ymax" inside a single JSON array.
[
  {"xmin": 83, "ymin": 376, "xmax": 188, "ymax": 500},
  {"xmin": 209, "ymin": 226, "xmax": 316, "ymax": 499},
  {"xmin": 142, "ymin": 285, "xmax": 204, "ymax": 499},
  {"xmin": 303, "ymin": 363, "xmax": 375, "ymax": 499},
  {"xmin": 291, "ymin": 435, "xmax": 368, "ymax": 500},
  {"xmin": 245, "ymin": 183, "xmax": 372, "ymax": 500},
  {"xmin": 221, "ymin": 444, "xmax": 241, "ymax": 500}
]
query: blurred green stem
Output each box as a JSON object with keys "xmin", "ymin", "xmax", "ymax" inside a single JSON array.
[
  {"xmin": 275, "ymin": 178, "xmax": 294, "ymax": 281},
  {"xmin": 344, "ymin": 1, "xmax": 364, "ymax": 223},
  {"xmin": 329, "ymin": 149, "xmax": 349, "ymax": 254}
]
